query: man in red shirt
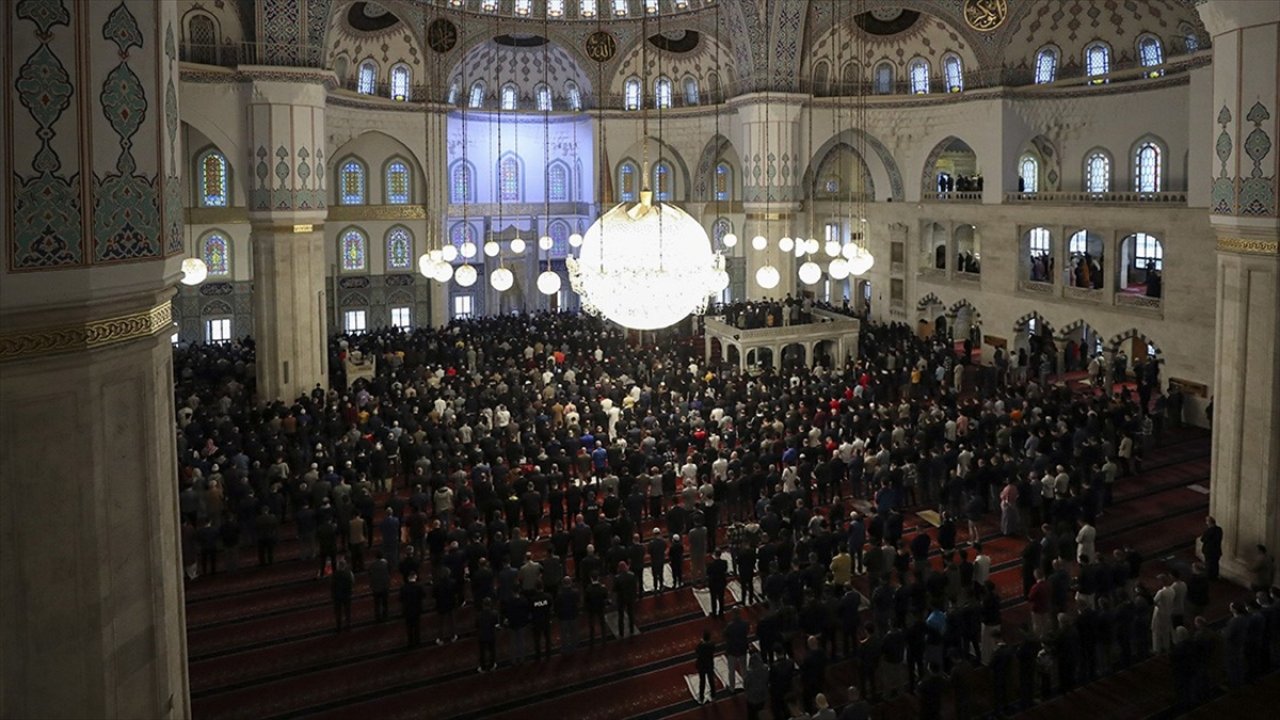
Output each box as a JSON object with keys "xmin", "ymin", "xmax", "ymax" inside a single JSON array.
[{"xmin": 1027, "ymin": 569, "xmax": 1051, "ymax": 638}]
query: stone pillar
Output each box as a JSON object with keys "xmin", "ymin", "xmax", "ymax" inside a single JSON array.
[
  {"xmin": 738, "ymin": 94, "xmax": 806, "ymax": 300},
  {"xmin": 425, "ymin": 107, "xmax": 449, "ymax": 327},
  {"xmin": 245, "ymin": 77, "xmax": 330, "ymax": 401},
  {"xmin": 1, "ymin": 1, "xmax": 189, "ymax": 717},
  {"xmin": 1199, "ymin": 1, "xmax": 1280, "ymax": 584}
]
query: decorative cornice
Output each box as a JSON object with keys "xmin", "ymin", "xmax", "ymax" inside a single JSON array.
[
  {"xmin": 328, "ymin": 205, "xmax": 429, "ymax": 221},
  {"xmin": 0, "ymin": 302, "xmax": 173, "ymax": 363},
  {"xmin": 1216, "ymin": 236, "xmax": 1280, "ymax": 255},
  {"xmin": 187, "ymin": 207, "xmax": 250, "ymax": 225},
  {"xmin": 179, "ymin": 65, "xmax": 338, "ymax": 89}
]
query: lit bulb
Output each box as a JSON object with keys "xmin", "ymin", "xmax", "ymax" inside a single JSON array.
[
  {"xmin": 180, "ymin": 258, "xmax": 208, "ymax": 286},
  {"xmin": 483, "ymin": 240, "xmax": 500, "ymax": 257},
  {"xmin": 778, "ymin": 237, "xmax": 794, "ymax": 253},
  {"xmin": 568, "ymin": 233, "xmax": 583, "ymax": 248},
  {"xmin": 841, "ymin": 243, "xmax": 857, "ymax": 260},
  {"xmin": 455, "ymin": 264, "xmax": 478, "ymax": 287},
  {"xmin": 755, "ymin": 265, "xmax": 780, "ymax": 289},
  {"xmin": 798, "ymin": 261, "xmax": 823, "ymax": 285},
  {"xmin": 721, "ymin": 232, "xmax": 738, "ymax": 248},
  {"xmin": 433, "ymin": 261, "xmax": 454, "ymax": 282},
  {"xmin": 460, "ymin": 241, "xmax": 477, "ymax": 259},
  {"xmin": 490, "ymin": 267, "xmax": 514, "ymax": 291},
  {"xmin": 539, "ymin": 235, "xmax": 554, "ymax": 250},
  {"xmin": 806, "ymin": 238, "xmax": 821, "ymax": 254},
  {"xmin": 537, "ymin": 270, "xmax": 562, "ymax": 295},
  {"xmin": 828, "ymin": 258, "xmax": 850, "ymax": 280},
  {"xmin": 510, "ymin": 237, "xmax": 526, "ymax": 254},
  {"xmin": 711, "ymin": 269, "xmax": 730, "ymax": 292},
  {"xmin": 824, "ymin": 241, "xmax": 841, "ymax": 257},
  {"xmin": 751, "ymin": 235, "xmax": 768, "ymax": 251},
  {"xmin": 441, "ymin": 245, "xmax": 458, "ymax": 262}
]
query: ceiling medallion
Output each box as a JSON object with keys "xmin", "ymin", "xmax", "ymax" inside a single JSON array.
[
  {"xmin": 963, "ymin": 0, "xmax": 1008, "ymax": 32},
  {"xmin": 427, "ymin": 18, "xmax": 458, "ymax": 52},
  {"xmin": 585, "ymin": 30, "xmax": 617, "ymax": 62}
]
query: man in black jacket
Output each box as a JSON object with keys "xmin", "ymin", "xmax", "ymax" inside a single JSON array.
[
  {"xmin": 1200, "ymin": 516, "xmax": 1223, "ymax": 580},
  {"xmin": 614, "ymin": 561, "xmax": 640, "ymax": 637},
  {"xmin": 400, "ymin": 572, "xmax": 424, "ymax": 648},
  {"xmin": 475, "ymin": 597, "xmax": 500, "ymax": 672},
  {"xmin": 585, "ymin": 573, "xmax": 609, "ymax": 646},
  {"xmin": 695, "ymin": 630, "xmax": 716, "ymax": 703},
  {"xmin": 708, "ymin": 549, "xmax": 730, "ymax": 617}
]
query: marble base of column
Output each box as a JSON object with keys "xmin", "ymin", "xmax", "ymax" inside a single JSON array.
[{"xmin": 251, "ymin": 226, "xmax": 329, "ymax": 401}]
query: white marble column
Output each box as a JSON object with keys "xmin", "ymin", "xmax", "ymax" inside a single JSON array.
[
  {"xmin": 246, "ymin": 78, "xmax": 331, "ymax": 401},
  {"xmin": 737, "ymin": 94, "xmax": 807, "ymax": 300},
  {"xmin": 1, "ymin": 1, "xmax": 189, "ymax": 717},
  {"xmin": 1200, "ymin": 0, "xmax": 1280, "ymax": 584}
]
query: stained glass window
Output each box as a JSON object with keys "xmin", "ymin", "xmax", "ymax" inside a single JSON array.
[
  {"xmin": 1184, "ymin": 32, "xmax": 1200, "ymax": 53},
  {"xmin": 909, "ymin": 59, "xmax": 929, "ymax": 94},
  {"xmin": 386, "ymin": 227, "xmax": 412, "ymax": 270},
  {"xmin": 341, "ymin": 229, "xmax": 368, "ymax": 272},
  {"xmin": 385, "ymin": 160, "xmax": 410, "ymax": 204},
  {"xmin": 654, "ymin": 77, "xmax": 672, "ymax": 108},
  {"xmin": 390, "ymin": 64, "xmax": 410, "ymax": 100},
  {"xmin": 536, "ymin": 84, "xmax": 552, "ymax": 112},
  {"xmin": 499, "ymin": 156, "xmax": 521, "ymax": 202},
  {"xmin": 580, "ymin": 0, "xmax": 597, "ymax": 18},
  {"xmin": 566, "ymin": 82, "xmax": 582, "ymax": 111},
  {"xmin": 1019, "ymin": 155, "xmax": 1039, "ymax": 193},
  {"xmin": 339, "ymin": 160, "xmax": 366, "ymax": 205},
  {"xmin": 202, "ymin": 233, "xmax": 230, "ymax": 275},
  {"xmin": 619, "ymin": 162, "xmax": 637, "ymax": 201},
  {"xmin": 198, "ymin": 150, "xmax": 228, "ymax": 207},
  {"xmin": 357, "ymin": 61, "xmax": 377, "ymax": 94},
  {"xmin": 469, "ymin": 81, "xmax": 486, "ymax": 108},
  {"xmin": 1135, "ymin": 142, "xmax": 1161, "ymax": 192},
  {"xmin": 1138, "ymin": 36, "xmax": 1164, "ymax": 76},
  {"xmin": 547, "ymin": 0, "xmax": 565, "ymax": 17},
  {"xmin": 451, "ymin": 223, "xmax": 475, "ymax": 248},
  {"xmin": 451, "ymin": 162, "xmax": 473, "ymax": 203},
  {"xmin": 654, "ymin": 162, "xmax": 672, "ymax": 201},
  {"xmin": 613, "ymin": 0, "xmax": 628, "ymax": 16},
  {"xmin": 943, "ymin": 56, "xmax": 963, "ymax": 92},
  {"xmin": 550, "ymin": 221, "xmax": 570, "ymax": 255},
  {"xmin": 548, "ymin": 163, "xmax": 569, "ymax": 201},
  {"xmin": 715, "ymin": 162, "xmax": 731, "ymax": 201},
  {"xmin": 447, "ymin": 80, "xmax": 460, "ymax": 105},
  {"xmin": 1085, "ymin": 152, "xmax": 1111, "ymax": 193},
  {"xmin": 712, "ymin": 218, "xmax": 732, "ymax": 247},
  {"xmin": 501, "ymin": 84, "xmax": 518, "ymax": 110},
  {"xmin": 1086, "ymin": 43, "xmax": 1110, "ymax": 84},
  {"xmin": 624, "ymin": 78, "xmax": 641, "ymax": 110},
  {"xmin": 684, "ymin": 77, "xmax": 700, "ymax": 105},
  {"xmin": 514, "ymin": 0, "xmax": 532, "ymax": 15},
  {"xmin": 874, "ymin": 63, "xmax": 893, "ymax": 94},
  {"xmin": 1034, "ymin": 47, "xmax": 1057, "ymax": 84}
]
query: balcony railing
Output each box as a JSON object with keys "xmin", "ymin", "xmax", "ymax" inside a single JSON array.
[
  {"xmin": 1115, "ymin": 293, "xmax": 1163, "ymax": 311},
  {"xmin": 1063, "ymin": 286, "xmax": 1106, "ymax": 303},
  {"xmin": 180, "ymin": 41, "xmax": 324, "ymax": 68},
  {"xmin": 1018, "ymin": 279, "xmax": 1055, "ymax": 295},
  {"xmin": 922, "ymin": 191, "xmax": 983, "ymax": 202},
  {"xmin": 1004, "ymin": 190, "xmax": 1187, "ymax": 205}
]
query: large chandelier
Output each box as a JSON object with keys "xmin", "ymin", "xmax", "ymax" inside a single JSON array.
[{"xmin": 568, "ymin": 191, "xmax": 721, "ymax": 330}]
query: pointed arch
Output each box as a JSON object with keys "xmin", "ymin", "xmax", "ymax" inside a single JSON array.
[
  {"xmin": 384, "ymin": 225, "xmax": 414, "ymax": 271},
  {"xmin": 919, "ymin": 136, "xmax": 980, "ymax": 196},
  {"xmin": 547, "ymin": 160, "xmax": 572, "ymax": 202},
  {"xmin": 200, "ymin": 230, "xmax": 231, "ymax": 276},
  {"xmin": 694, "ymin": 135, "xmax": 743, "ymax": 203},
  {"xmin": 813, "ymin": 143, "xmax": 874, "ymax": 199},
  {"xmin": 450, "ymin": 160, "xmax": 475, "ymax": 203},
  {"xmin": 1131, "ymin": 135, "xmax": 1167, "ymax": 193},
  {"xmin": 805, "ymin": 128, "xmax": 902, "ymax": 201},
  {"xmin": 497, "ymin": 153, "xmax": 524, "ymax": 201},
  {"xmin": 195, "ymin": 146, "xmax": 230, "ymax": 207},
  {"xmin": 383, "ymin": 156, "xmax": 413, "ymax": 204},
  {"xmin": 337, "ymin": 157, "xmax": 367, "ymax": 205}
]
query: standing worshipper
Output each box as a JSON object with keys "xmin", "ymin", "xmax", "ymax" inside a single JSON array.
[
  {"xmin": 1152, "ymin": 574, "xmax": 1176, "ymax": 653},
  {"xmin": 708, "ymin": 549, "xmax": 730, "ymax": 617},
  {"xmin": 695, "ymin": 630, "xmax": 717, "ymax": 702},
  {"xmin": 369, "ymin": 550, "xmax": 391, "ymax": 621},
  {"xmin": 476, "ymin": 597, "xmax": 500, "ymax": 672},
  {"xmin": 614, "ymin": 561, "xmax": 640, "ymax": 637},
  {"xmin": 380, "ymin": 507, "xmax": 401, "ymax": 566},
  {"xmin": 1200, "ymin": 516, "xmax": 1223, "ymax": 580},
  {"xmin": 330, "ymin": 558, "xmax": 354, "ymax": 632},
  {"xmin": 400, "ymin": 571, "xmax": 424, "ymax": 648}
]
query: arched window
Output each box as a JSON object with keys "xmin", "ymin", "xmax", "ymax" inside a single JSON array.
[
  {"xmin": 1137, "ymin": 35, "xmax": 1164, "ymax": 76},
  {"xmin": 447, "ymin": 79, "xmax": 460, "ymax": 105},
  {"xmin": 202, "ymin": 232, "xmax": 230, "ymax": 276},
  {"xmin": 548, "ymin": 162, "xmax": 570, "ymax": 201},
  {"xmin": 338, "ymin": 159, "xmax": 367, "ymax": 205},
  {"xmin": 469, "ymin": 81, "xmax": 486, "ymax": 108},
  {"xmin": 1131, "ymin": 232, "xmax": 1163, "ymax": 270},
  {"xmin": 390, "ymin": 64, "xmax": 411, "ymax": 100},
  {"xmin": 684, "ymin": 77, "xmax": 700, "ymax": 105},
  {"xmin": 187, "ymin": 14, "xmax": 218, "ymax": 64},
  {"xmin": 340, "ymin": 228, "xmax": 368, "ymax": 272},
  {"xmin": 843, "ymin": 62, "xmax": 861, "ymax": 91},
  {"xmin": 654, "ymin": 76, "xmax": 673, "ymax": 108},
  {"xmin": 653, "ymin": 161, "xmax": 673, "ymax": 201},
  {"xmin": 535, "ymin": 84, "xmax": 552, "ymax": 112},
  {"xmin": 909, "ymin": 59, "xmax": 930, "ymax": 94},
  {"xmin": 1134, "ymin": 141, "xmax": 1162, "ymax": 192},
  {"xmin": 813, "ymin": 61, "xmax": 830, "ymax": 93},
  {"xmin": 501, "ymin": 83, "xmax": 518, "ymax": 110},
  {"xmin": 712, "ymin": 218, "xmax": 733, "ymax": 248},
  {"xmin": 565, "ymin": 81, "xmax": 582, "ymax": 111},
  {"xmin": 1183, "ymin": 29, "xmax": 1200, "ymax": 53},
  {"xmin": 1085, "ymin": 42, "xmax": 1111, "ymax": 84},
  {"xmin": 943, "ymin": 55, "xmax": 963, "ymax": 93},
  {"xmin": 1019, "ymin": 155, "xmax": 1039, "ymax": 193},
  {"xmin": 714, "ymin": 162, "xmax": 732, "ymax": 201},
  {"xmin": 514, "ymin": 0, "xmax": 532, "ymax": 15},
  {"xmin": 357, "ymin": 60, "xmax": 377, "ymax": 95},
  {"xmin": 1034, "ymin": 47, "xmax": 1058, "ymax": 84},
  {"xmin": 643, "ymin": 0, "xmax": 658, "ymax": 14},
  {"xmin": 624, "ymin": 77, "xmax": 642, "ymax": 110},
  {"xmin": 451, "ymin": 222, "xmax": 476, "ymax": 249},
  {"xmin": 1085, "ymin": 151, "xmax": 1111, "ymax": 193},
  {"xmin": 450, "ymin": 162, "xmax": 474, "ymax": 203},
  {"xmin": 549, "ymin": 220, "xmax": 570, "ymax": 255},
  {"xmin": 385, "ymin": 226, "xmax": 413, "ymax": 270},
  {"xmin": 873, "ymin": 62, "xmax": 894, "ymax": 94},
  {"xmin": 384, "ymin": 160, "xmax": 411, "ymax": 204},
  {"xmin": 197, "ymin": 149, "xmax": 229, "ymax": 207},
  {"xmin": 498, "ymin": 155, "xmax": 521, "ymax": 201},
  {"xmin": 547, "ymin": 0, "xmax": 565, "ymax": 17},
  {"xmin": 613, "ymin": 0, "xmax": 628, "ymax": 16},
  {"xmin": 1068, "ymin": 230, "xmax": 1089, "ymax": 255},
  {"xmin": 580, "ymin": 0, "xmax": 597, "ymax": 18},
  {"xmin": 1028, "ymin": 227, "xmax": 1051, "ymax": 256},
  {"xmin": 618, "ymin": 161, "xmax": 638, "ymax": 202}
]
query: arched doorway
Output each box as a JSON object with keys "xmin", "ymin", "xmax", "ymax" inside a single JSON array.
[
  {"xmin": 1058, "ymin": 320, "xmax": 1105, "ymax": 375},
  {"xmin": 781, "ymin": 343, "xmax": 807, "ymax": 369},
  {"xmin": 813, "ymin": 340, "xmax": 837, "ymax": 368},
  {"xmin": 747, "ymin": 347, "xmax": 774, "ymax": 369}
]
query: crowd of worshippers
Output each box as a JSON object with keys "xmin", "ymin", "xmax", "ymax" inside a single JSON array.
[
  {"xmin": 937, "ymin": 174, "xmax": 984, "ymax": 194},
  {"xmin": 716, "ymin": 297, "xmax": 817, "ymax": 330},
  {"xmin": 169, "ymin": 311, "xmax": 1271, "ymax": 715},
  {"xmin": 956, "ymin": 252, "xmax": 981, "ymax": 275},
  {"xmin": 1029, "ymin": 253, "xmax": 1055, "ymax": 284}
]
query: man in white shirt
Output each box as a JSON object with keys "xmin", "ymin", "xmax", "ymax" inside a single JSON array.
[
  {"xmin": 973, "ymin": 543, "xmax": 992, "ymax": 586},
  {"xmin": 1075, "ymin": 519, "xmax": 1097, "ymax": 563}
]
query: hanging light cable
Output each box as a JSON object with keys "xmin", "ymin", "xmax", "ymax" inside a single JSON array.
[{"xmin": 536, "ymin": 5, "xmax": 560, "ymax": 296}]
